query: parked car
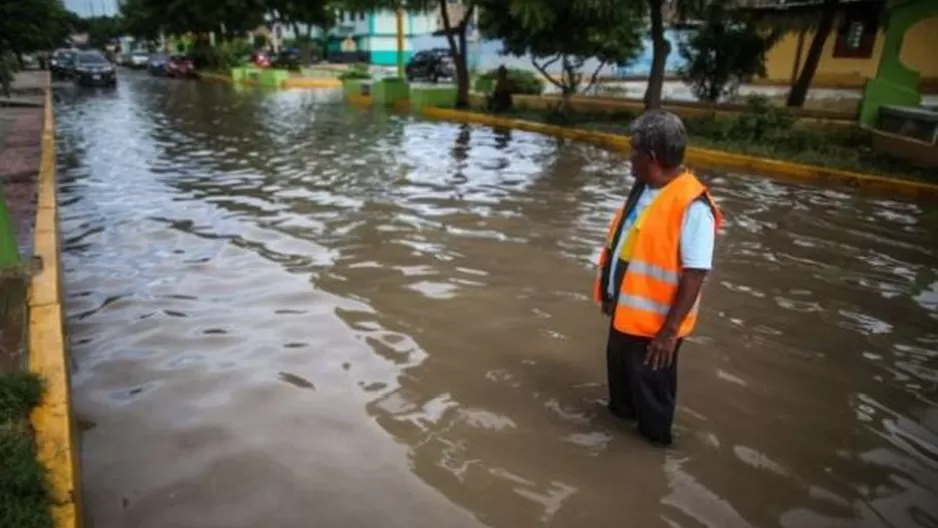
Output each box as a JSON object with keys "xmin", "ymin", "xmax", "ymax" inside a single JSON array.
[
  {"xmin": 72, "ymin": 51, "xmax": 117, "ymax": 88},
  {"xmin": 50, "ymin": 49, "xmax": 77, "ymax": 80},
  {"xmin": 166, "ymin": 55, "xmax": 196, "ymax": 78},
  {"xmin": 129, "ymin": 51, "xmax": 150, "ymax": 69},
  {"xmin": 405, "ymin": 48, "xmax": 454, "ymax": 83},
  {"xmin": 250, "ymin": 50, "xmax": 271, "ymax": 68},
  {"xmin": 271, "ymin": 48, "xmax": 302, "ymax": 71},
  {"xmin": 147, "ymin": 53, "xmax": 169, "ymax": 75}
]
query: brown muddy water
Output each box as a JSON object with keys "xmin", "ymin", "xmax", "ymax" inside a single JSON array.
[{"xmin": 56, "ymin": 74, "xmax": 938, "ymax": 528}]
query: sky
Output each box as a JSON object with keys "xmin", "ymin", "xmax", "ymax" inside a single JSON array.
[{"xmin": 64, "ymin": 0, "xmax": 120, "ymax": 18}]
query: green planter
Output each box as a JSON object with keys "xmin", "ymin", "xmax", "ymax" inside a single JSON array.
[
  {"xmin": 260, "ymin": 69, "xmax": 289, "ymax": 88},
  {"xmin": 411, "ymin": 85, "xmax": 457, "ymax": 109},
  {"xmin": 372, "ymin": 78, "xmax": 410, "ymax": 106},
  {"xmin": 343, "ymin": 78, "xmax": 372, "ymax": 99}
]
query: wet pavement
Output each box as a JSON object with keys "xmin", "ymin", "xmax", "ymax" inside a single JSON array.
[{"xmin": 57, "ymin": 73, "xmax": 938, "ymax": 528}]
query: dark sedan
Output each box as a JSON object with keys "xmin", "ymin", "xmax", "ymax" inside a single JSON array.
[
  {"xmin": 405, "ymin": 48, "xmax": 454, "ymax": 83},
  {"xmin": 50, "ymin": 49, "xmax": 77, "ymax": 80},
  {"xmin": 72, "ymin": 51, "xmax": 117, "ymax": 87}
]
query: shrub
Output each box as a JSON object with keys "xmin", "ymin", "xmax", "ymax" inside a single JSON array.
[
  {"xmin": 189, "ymin": 39, "xmax": 252, "ymax": 70},
  {"xmin": 685, "ymin": 94, "xmax": 794, "ymax": 142},
  {"xmin": 474, "ymin": 67, "xmax": 544, "ymax": 95},
  {"xmin": 339, "ymin": 63, "xmax": 371, "ymax": 80}
]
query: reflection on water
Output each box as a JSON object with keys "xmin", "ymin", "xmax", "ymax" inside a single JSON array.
[{"xmin": 57, "ymin": 74, "xmax": 938, "ymax": 528}]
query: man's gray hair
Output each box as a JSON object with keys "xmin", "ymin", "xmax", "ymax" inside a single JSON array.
[{"xmin": 629, "ymin": 110, "xmax": 687, "ymax": 169}]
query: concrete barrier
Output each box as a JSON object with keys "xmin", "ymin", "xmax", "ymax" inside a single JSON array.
[
  {"xmin": 29, "ymin": 84, "xmax": 82, "ymax": 527},
  {"xmin": 421, "ymin": 106, "xmax": 938, "ymax": 199}
]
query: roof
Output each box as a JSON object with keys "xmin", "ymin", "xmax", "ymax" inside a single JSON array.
[{"xmin": 735, "ymin": 0, "xmax": 882, "ymax": 10}]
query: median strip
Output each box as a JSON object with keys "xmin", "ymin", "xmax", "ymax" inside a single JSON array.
[{"xmin": 420, "ymin": 106, "xmax": 938, "ymax": 199}]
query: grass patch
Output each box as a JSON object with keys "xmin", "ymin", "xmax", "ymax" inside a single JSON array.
[
  {"xmin": 474, "ymin": 97, "xmax": 935, "ymax": 182},
  {"xmin": 0, "ymin": 370, "xmax": 52, "ymax": 528}
]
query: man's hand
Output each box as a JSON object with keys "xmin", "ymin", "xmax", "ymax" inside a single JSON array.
[
  {"xmin": 645, "ymin": 329, "xmax": 678, "ymax": 370},
  {"xmin": 602, "ymin": 301, "xmax": 613, "ymax": 317}
]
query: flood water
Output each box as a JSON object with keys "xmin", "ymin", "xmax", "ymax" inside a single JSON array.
[{"xmin": 56, "ymin": 74, "xmax": 938, "ymax": 528}]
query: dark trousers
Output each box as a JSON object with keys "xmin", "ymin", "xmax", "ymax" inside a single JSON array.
[{"xmin": 605, "ymin": 327, "xmax": 682, "ymax": 446}]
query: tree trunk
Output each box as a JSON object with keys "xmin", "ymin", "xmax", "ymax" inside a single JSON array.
[
  {"xmin": 439, "ymin": 0, "xmax": 474, "ymax": 109},
  {"xmin": 454, "ymin": 26, "xmax": 470, "ymax": 108},
  {"xmin": 787, "ymin": 0, "xmax": 839, "ymax": 107},
  {"xmin": 643, "ymin": 0, "xmax": 670, "ymax": 110}
]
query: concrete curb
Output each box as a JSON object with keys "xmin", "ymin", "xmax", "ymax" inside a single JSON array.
[
  {"xmin": 283, "ymin": 77, "xmax": 342, "ymax": 89},
  {"xmin": 421, "ymin": 107, "xmax": 938, "ymax": 199},
  {"xmin": 28, "ymin": 77, "xmax": 82, "ymax": 528},
  {"xmin": 199, "ymin": 71, "xmax": 342, "ymax": 90}
]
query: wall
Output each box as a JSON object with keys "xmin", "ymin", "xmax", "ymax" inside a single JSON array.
[{"xmin": 763, "ymin": 13, "xmax": 938, "ymax": 88}]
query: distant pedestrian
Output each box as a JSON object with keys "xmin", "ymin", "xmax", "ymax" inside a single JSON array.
[
  {"xmin": 488, "ymin": 65, "xmax": 513, "ymax": 112},
  {"xmin": 594, "ymin": 110, "xmax": 723, "ymax": 446}
]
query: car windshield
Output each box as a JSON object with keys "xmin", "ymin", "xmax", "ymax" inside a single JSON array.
[
  {"xmin": 170, "ymin": 55, "xmax": 188, "ymax": 61},
  {"xmin": 77, "ymin": 53, "xmax": 108, "ymax": 65},
  {"xmin": 151, "ymin": 54, "xmax": 167, "ymax": 61},
  {"xmin": 133, "ymin": 52, "xmax": 148, "ymax": 57}
]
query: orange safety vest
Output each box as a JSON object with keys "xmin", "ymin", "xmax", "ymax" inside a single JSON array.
[{"xmin": 593, "ymin": 171, "xmax": 723, "ymax": 337}]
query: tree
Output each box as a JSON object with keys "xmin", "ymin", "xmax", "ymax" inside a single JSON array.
[
  {"xmin": 76, "ymin": 16, "xmax": 124, "ymax": 49},
  {"xmin": 678, "ymin": 5, "xmax": 780, "ymax": 103},
  {"xmin": 785, "ymin": 0, "xmax": 839, "ymax": 107},
  {"xmin": 0, "ymin": 0, "xmax": 76, "ymax": 56},
  {"xmin": 478, "ymin": 0, "xmax": 644, "ymax": 114},
  {"xmin": 267, "ymin": 0, "xmax": 334, "ymax": 62},
  {"xmin": 119, "ymin": 0, "xmax": 267, "ymax": 41}
]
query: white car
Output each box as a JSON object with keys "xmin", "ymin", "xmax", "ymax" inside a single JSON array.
[{"xmin": 129, "ymin": 52, "xmax": 150, "ymax": 68}]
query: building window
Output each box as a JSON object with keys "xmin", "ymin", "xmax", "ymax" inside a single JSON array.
[
  {"xmin": 833, "ymin": 6, "xmax": 879, "ymax": 59},
  {"xmin": 358, "ymin": 11, "xmax": 365, "ymax": 21}
]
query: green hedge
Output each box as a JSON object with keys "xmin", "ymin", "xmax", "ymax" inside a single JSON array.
[
  {"xmin": 338, "ymin": 63, "xmax": 371, "ymax": 81},
  {"xmin": 474, "ymin": 68, "xmax": 544, "ymax": 95}
]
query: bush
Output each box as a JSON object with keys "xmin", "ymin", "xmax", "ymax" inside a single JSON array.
[
  {"xmin": 189, "ymin": 39, "xmax": 252, "ymax": 70},
  {"xmin": 474, "ymin": 67, "xmax": 544, "ymax": 95},
  {"xmin": 339, "ymin": 63, "xmax": 371, "ymax": 80},
  {"xmin": 685, "ymin": 94, "xmax": 794, "ymax": 142}
]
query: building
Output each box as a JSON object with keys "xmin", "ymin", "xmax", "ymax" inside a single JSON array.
[
  {"xmin": 279, "ymin": 5, "xmax": 471, "ymax": 66},
  {"xmin": 743, "ymin": 0, "xmax": 938, "ymax": 91}
]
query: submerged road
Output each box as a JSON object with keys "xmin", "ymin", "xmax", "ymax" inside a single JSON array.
[{"xmin": 56, "ymin": 73, "xmax": 938, "ymax": 528}]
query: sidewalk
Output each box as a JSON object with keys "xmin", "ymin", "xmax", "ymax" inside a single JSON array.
[
  {"xmin": 1, "ymin": 71, "xmax": 46, "ymax": 257},
  {"xmin": 1, "ymin": 70, "xmax": 45, "ymax": 370}
]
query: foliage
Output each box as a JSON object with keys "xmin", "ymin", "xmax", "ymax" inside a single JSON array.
[
  {"xmin": 475, "ymin": 68, "xmax": 544, "ymax": 95},
  {"xmin": 678, "ymin": 5, "xmax": 779, "ymax": 103},
  {"xmin": 338, "ymin": 63, "xmax": 372, "ymax": 80},
  {"xmin": 477, "ymin": 0, "xmax": 644, "ymax": 111},
  {"xmin": 190, "ymin": 39, "xmax": 253, "ymax": 70},
  {"xmin": 119, "ymin": 0, "xmax": 268, "ymax": 39},
  {"xmin": 684, "ymin": 95, "xmax": 794, "ymax": 142},
  {"xmin": 74, "ymin": 16, "xmax": 124, "ymax": 49},
  {"xmin": 0, "ymin": 371, "xmax": 51, "ymax": 528},
  {"xmin": 0, "ymin": 0, "xmax": 77, "ymax": 55}
]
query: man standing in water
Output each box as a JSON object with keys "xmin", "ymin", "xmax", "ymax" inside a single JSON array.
[{"xmin": 594, "ymin": 110, "xmax": 723, "ymax": 446}]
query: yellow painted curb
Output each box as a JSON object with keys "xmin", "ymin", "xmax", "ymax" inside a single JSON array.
[
  {"xmin": 198, "ymin": 72, "xmax": 232, "ymax": 84},
  {"xmin": 283, "ymin": 77, "xmax": 342, "ymax": 89},
  {"xmin": 420, "ymin": 107, "xmax": 938, "ymax": 199},
  {"xmin": 29, "ymin": 77, "xmax": 82, "ymax": 528}
]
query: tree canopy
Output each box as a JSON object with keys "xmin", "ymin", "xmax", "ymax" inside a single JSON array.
[
  {"xmin": 478, "ymin": 0, "xmax": 644, "ymax": 108},
  {"xmin": 0, "ymin": 0, "xmax": 77, "ymax": 54}
]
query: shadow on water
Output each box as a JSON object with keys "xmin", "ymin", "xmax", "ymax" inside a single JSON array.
[{"xmin": 56, "ymin": 73, "xmax": 938, "ymax": 528}]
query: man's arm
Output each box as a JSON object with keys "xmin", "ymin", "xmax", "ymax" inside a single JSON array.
[
  {"xmin": 645, "ymin": 199, "xmax": 715, "ymax": 369},
  {"xmin": 658, "ymin": 269, "xmax": 708, "ymax": 337}
]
